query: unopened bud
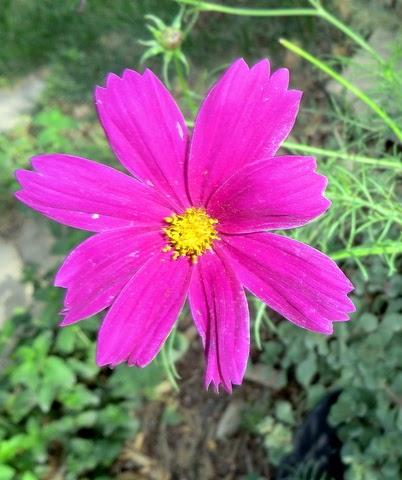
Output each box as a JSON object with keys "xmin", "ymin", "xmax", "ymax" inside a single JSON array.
[{"xmin": 160, "ymin": 27, "xmax": 183, "ymax": 50}]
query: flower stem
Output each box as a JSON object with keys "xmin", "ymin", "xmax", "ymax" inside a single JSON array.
[
  {"xmin": 329, "ymin": 193, "xmax": 402, "ymax": 226},
  {"xmin": 283, "ymin": 141, "xmax": 402, "ymax": 171},
  {"xmin": 174, "ymin": 56, "xmax": 197, "ymax": 114},
  {"xmin": 254, "ymin": 301, "xmax": 266, "ymax": 350},
  {"xmin": 279, "ymin": 38, "xmax": 402, "ymax": 142},
  {"xmin": 307, "ymin": 0, "xmax": 383, "ymax": 64},
  {"xmin": 330, "ymin": 242, "xmax": 402, "ymax": 261},
  {"xmin": 174, "ymin": 56, "xmax": 187, "ymax": 92},
  {"xmin": 160, "ymin": 343, "xmax": 179, "ymax": 391},
  {"xmin": 175, "ymin": 0, "xmax": 318, "ymax": 17},
  {"xmin": 176, "ymin": 0, "xmax": 384, "ymax": 65}
]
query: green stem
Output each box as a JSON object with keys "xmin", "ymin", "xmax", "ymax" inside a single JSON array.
[
  {"xmin": 175, "ymin": 56, "xmax": 187, "ymax": 91},
  {"xmin": 279, "ymin": 38, "xmax": 402, "ymax": 142},
  {"xmin": 307, "ymin": 0, "xmax": 383, "ymax": 63},
  {"xmin": 185, "ymin": 124, "xmax": 402, "ymax": 171},
  {"xmin": 254, "ymin": 301, "xmax": 266, "ymax": 350},
  {"xmin": 177, "ymin": 0, "xmax": 383, "ymax": 65},
  {"xmin": 160, "ymin": 344, "xmax": 179, "ymax": 391},
  {"xmin": 330, "ymin": 242, "xmax": 402, "ymax": 261},
  {"xmin": 283, "ymin": 141, "xmax": 402, "ymax": 171},
  {"xmin": 175, "ymin": 0, "xmax": 318, "ymax": 17},
  {"xmin": 329, "ymin": 193, "xmax": 402, "ymax": 226},
  {"xmin": 183, "ymin": 10, "xmax": 199, "ymax": 36},
  {"xmin": 75, "ymin": 327, "xmax": 91, "ymax": 347},
  {"xmin": 174, "ymin": 56, "xmax": 197, "ymax": 114}
]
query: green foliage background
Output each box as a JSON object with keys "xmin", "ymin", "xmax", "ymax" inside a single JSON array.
[{"xmin": 0, "ymin": 1, "xmax": 401, "ymax": 479}]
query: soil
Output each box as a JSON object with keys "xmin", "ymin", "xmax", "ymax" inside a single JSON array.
[{"xmin": 115, "ymin": 336, "xmax": 273, "ymax": 480}]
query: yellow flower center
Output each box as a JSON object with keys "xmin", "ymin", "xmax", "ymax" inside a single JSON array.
[{"xmin": 162, "ymin": 207, "xmax": 220, "ymax": 263}]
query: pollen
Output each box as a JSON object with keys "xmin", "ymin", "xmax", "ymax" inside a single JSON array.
[{"xmin": 162, "ymin": 207, "xmax": 220, "ymax": 263}]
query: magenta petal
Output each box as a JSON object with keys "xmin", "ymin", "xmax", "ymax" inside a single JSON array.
[
  {"xmin": 15, "ymin": 154, "xmax": 171, "ymax": 232},
  {"xmin": 221, "ymin": 233, "xmax": 355, "ymax": 334},
  {"xmin": 56, "ymin": 228, "xmax": 164, "ymax": 325},
  {"xmin": 208, "ymin": 156, "xmax": 330, "ymax": 233},
  {"xmin": 96, "ymin": 254, "xmax": 191, "ymax": 368},
  {"xmin": 187, "ymin": 58, "xmax": 302, "ymax": 205},
  {"xmin": 95, "ymin": 69, "xmax": 189, "ymax": 211},
  {"xmin": 188, "ymin": 251, "xmax": 249, "ymax": 393}
]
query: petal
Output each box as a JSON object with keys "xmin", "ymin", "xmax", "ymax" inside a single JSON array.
[
  {"xmin": 96, "ymin": 253, "xmax": 191, "ymax": 367},
  {"xmin": 187, "ymin": 58, "xmax": 302, "ymax": 205},
  {"xmin": 15, "ymin": 154, "xmax": 171, "ymax": 232},
  {"xmin": 208, "ymin": 156, "xmax": 330, "ymax": 233},
  {"xmin": 56, "ymin": 228, "xmax": 164, "ymax": 325},
  {"xmin": 188, "ymin": 250, "xmax": 249, "ymax": 393},
  {"xmin": 95, "ymin": 69, "xmax": 189, "ymax": 211},
  {"xmin": 221, "ymin": 233, "xmax": 355, "ymax": 334}
]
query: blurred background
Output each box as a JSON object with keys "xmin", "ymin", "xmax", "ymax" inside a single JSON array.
[{"xmin": 0, "ymin": 1, "xmax": 401, "ymax": 479}]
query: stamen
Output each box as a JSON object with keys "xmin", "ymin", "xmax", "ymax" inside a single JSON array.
[{"xmin": 162, "ymin": 207, "xmax": 220, "ymax": 263}]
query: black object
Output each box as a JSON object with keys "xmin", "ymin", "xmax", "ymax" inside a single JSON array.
[{"xmin": 276, "ymin": 389, "xmax": 345, "ymax": 480}]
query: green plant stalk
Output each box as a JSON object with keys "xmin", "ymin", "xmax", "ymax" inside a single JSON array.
[
  {"xmin": 254, "ymin": 301, "xmax": 266, "ymax": 350},
  {"xmin": 160, "ymin": 344, "xmax": 179, "ymax": 391},
  {"xmin": 279, "ymin": 38, "xmax": 402, "ymax": 142},
  {"xmin": 330, "ymin": 242, "xmax": 402, "ymax": 260},
  {"xmin": 283, "ymin": 141, "xmax": 402, "ymax": 171},
  {"xmin": 330, "ymin": 193, "xmax": 402, "ymax": 226},
  {"xmin": 175, "ymin": 55, "xmax": 188, "ymax": 93},
  {"xmin": 186, "ymin": 123, "xmax": 402, "ymax": 170},
  {"xmin": 177, "ymin": 0, "xmax": 383, "ymax": 64},
  {"xmin": 183, "ymin": 9, "xmax": 199, "ymax": 36},
  {"xmin": 307, "ymin": 0, "xmax": 383, "ymax": 63},
  {"xmin": 174, "ymin": 56, "xmax": 198, "ymax": 114},
  {"xmin": 75, "ymin": 326, "xmax": 91, "ymax": 347},
  {"xmin": 175, "ymin": 0, "xmax": 318, "ymax": 17}
]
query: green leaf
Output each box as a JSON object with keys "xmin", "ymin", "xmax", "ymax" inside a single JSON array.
[
  {"xmin": 275, "ymin": 401, "xmax": 295, "ymax": 425},
  {"xmin": 306, "ymin": 384, "xmax": 326, "ymax": 409},
  {"xmin": 37, "ymin": 357, "xmax": 76, "ymax": 412},
  {"xmin": 36, "ymin": 385, "xmax": 55, "ymax": 413},
  {"xmin": 97, "ymin": 404, "xmax": 138, "ymax": 436},
  {"xmin": 9, "ymin": 361, "xmax": 39, "ymax": 390},
  {"xmin": 68, "ymin": 357, "xmax": 99, "ymax": 380},
  {"xmin": 60, "ymin": 384, "xmax": 99, "ymax": 410},
  {"xmin": 21, "ymin": 473, "xmax": 39, "ymax": 480},
  {"xmin": 0, "ymin": 433, "xmax": 35, "ymax": 462},
  {"xmin": 296, "ymin": 353, "xmax": 317, "ymax": 387},
  {"xmin": 383, "ymin": 313, "xmax": 402, "ymax": 333},
  {"xmin": 359, "ymin": 313, "xmax": 378, "ymax": 333},
  {"xmin": 32, "ymin": 332, "xmax": 52, "ymax": 357},
  {"xmin": 75, "ymin": 411, "xmax": 98, "ymax": 429},
  {"xmin": 43, "ymin": 357, "xmax": 76, "ymax": 389},
  {"xmin": 5, "ymin": 390, "xmax": 36, "ymax": 423},
  {"xmin": 140, "ymin": 45, "xmax": 164, "ymax": 65},
  {"xmin": 396, "ymin": 409, "xmax": 402, "ymax": 431},
  {"xmin": 34, "ymin": 108, "xmax": 75, "ymax": 130},
  {"xmin": 0, "ymin": 465, "xmax": 15, "ymax": 480},
  {"xmin": 55, "ymin": 328, "xmax": 77, "ymax": 354},
  {"xmin": 107, "ymin": 363, "xmax": 164, "ymax": 399}
]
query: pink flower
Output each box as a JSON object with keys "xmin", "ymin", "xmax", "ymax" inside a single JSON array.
[{"xmin": 15, "ymin": 59, "xmax": 355, "ymax": 392}]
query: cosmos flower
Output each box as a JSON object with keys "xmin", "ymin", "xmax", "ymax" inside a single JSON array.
[{"xmin": 15, "ymin": 59, "xmax": 355, "ymax": 392}]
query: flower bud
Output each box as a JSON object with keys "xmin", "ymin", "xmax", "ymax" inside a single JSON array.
[{"xmin": 160, "ymin": 27, "xmax": 183, "ymax": 50}]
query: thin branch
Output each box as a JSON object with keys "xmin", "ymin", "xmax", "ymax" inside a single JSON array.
[
  {"xmin": 175, "ymin": 0, "xmax": 318, "ymax": 17},
  {"xmin": 330, "ymin": 242, "xmax": 402, "ymax": 260},
  {"xmin": 283, "ymin": 141, "xmax": 402, "ymax": 171},
  {"xmin": 279, "ymin": 38, "xmax": 402, "ymax": 142}
]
